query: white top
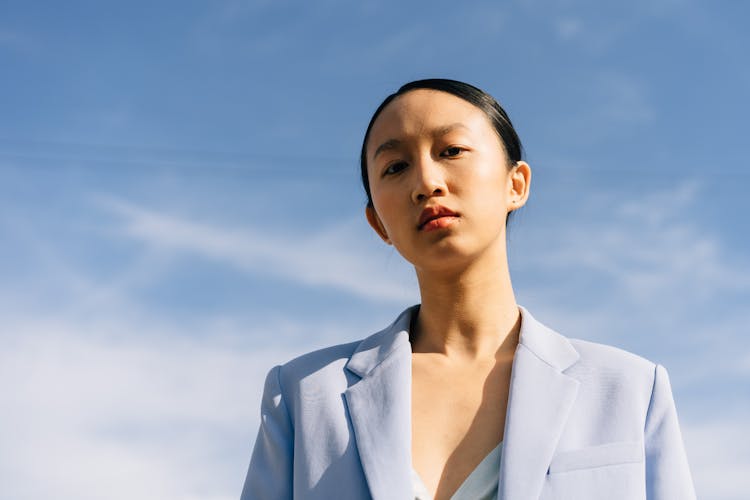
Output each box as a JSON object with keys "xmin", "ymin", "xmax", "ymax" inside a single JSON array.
[{"xmin": 412, "ymin": 441, "xmax": 503, "ymax": 500}]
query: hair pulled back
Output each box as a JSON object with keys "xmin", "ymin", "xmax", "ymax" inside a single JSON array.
[{"xmin": 359, "ymin": 79, "xmax": 524, "ymax": 208}]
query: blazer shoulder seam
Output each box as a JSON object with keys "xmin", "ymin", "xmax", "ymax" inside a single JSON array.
[
  {"xmin": 643, "ymin": 362, "xmax": 661, "ymax": 432},
  {"xmin": 273, "ymin": 364, "xmax": 295, "ymax": 434}
]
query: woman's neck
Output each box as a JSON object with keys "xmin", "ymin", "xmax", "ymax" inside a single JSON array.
[{"xmin": 411, "ymin": 249, "xmax": 520, "ymax": 361}]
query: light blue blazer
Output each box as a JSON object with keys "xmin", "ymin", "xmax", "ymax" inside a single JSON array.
[{"xmin": 241, "ymin": 306, "xmax": 696, "ymax": 499}]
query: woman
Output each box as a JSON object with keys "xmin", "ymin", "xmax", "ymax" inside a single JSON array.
[{"xmin": 241, "ymin": 79, "xmax": 696, "ymax": 500}]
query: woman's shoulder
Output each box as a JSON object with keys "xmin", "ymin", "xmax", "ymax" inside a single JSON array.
[
  {"xmin": 520, "ymin": 306, "xmax": 661, "ymax": 395},
  {"xmin": 272, "ymin": 306, "xmax": 415, "ymax": 393},
  {"xmin": 568, "ymin": 336, "xmax": 657, "ymax": 375},
  {"xmin": 565, "ymin": 336, "xmax": 660, "ymax": 398},
  {"xmin": 270, "ymin": 339, "xmax": 361, "ymax": 394}
]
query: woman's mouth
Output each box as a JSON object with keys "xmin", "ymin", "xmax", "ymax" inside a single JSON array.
[
  {"xmin": 418, "ymin": 206, "xmax": 459, "ymax": 231},
  {"xmin": 420, "ymin": 215, "xmax": 459, "ymax": 231}
]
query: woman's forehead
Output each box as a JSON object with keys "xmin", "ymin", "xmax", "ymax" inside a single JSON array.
[
  {"xmin": 374, "ymin": 89, "xmax": 484, "ymax": 130},
  {"xmin": 367, "ymin": 90, "xmax": 496, "ymax": 154}
]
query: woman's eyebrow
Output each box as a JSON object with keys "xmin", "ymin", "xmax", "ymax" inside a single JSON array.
[
  {"xmin": 433, "ymin": 123, "xmax": 470, "ymax": 136},
  {"xmin": 373, "ymin": 139, "xmax": 401, "ymax": 160},
  {"xmin": 372, "ymin": 124, "xmax": 470, "ymax": 160}
]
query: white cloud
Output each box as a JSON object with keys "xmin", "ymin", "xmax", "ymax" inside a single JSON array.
[
  {"xmin": 0, "ymin": 314, "xmax": 303, "ymax": 500},
  {"xmin": 95, "ymin": 194, "xmax": 418, "ymax": 304},
  {"xmin": 683, "ymin": 416, "xmax": 750, "ymax": 500},
  {"xmin": 739, "ymin": 352, "xmax": 750, "ymax": 374},
  {"xmin": 520, "ymin": 180, "xmax": 749, "ymax": 309}
]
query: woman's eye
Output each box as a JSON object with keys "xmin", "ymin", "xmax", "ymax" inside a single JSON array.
[
  {"xmin": 384, "ymin": 161, "xmax": 407, "ymax": 176},
  {"xmin": 442, "ymin": 146, "xmax": 463, "ymax": 157}
]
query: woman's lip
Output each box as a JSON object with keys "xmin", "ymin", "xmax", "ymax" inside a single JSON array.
[
  {"xmin": 420, "ymin": 215, "xmax": 459, "ymax": 231},
  {"xmin": 418, "ymin": 206, "xmax": 459, "ymax": 229}
]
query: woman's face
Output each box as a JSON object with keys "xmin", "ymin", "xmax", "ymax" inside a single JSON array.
[{"xmin": 365, "ymin": 89, "xmax": 530, "ymax": 271}]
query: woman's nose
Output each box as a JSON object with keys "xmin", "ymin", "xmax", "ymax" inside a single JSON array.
[{"xmin": 411, "ymin": 156, "xmax": 447, "ymax": 204}]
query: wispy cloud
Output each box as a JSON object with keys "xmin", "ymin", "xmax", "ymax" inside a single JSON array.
[
  {"xmin": 520, "ymin": 181, "xmax": 749, "ymax": 309},
  {"xmin": 95, "ymin": 194, "xmax": 417, "ymax": 303},
  {"xmin": 542, "ymin": 1, "xmax": 695, "ymax": 53},
  {"xmin": 0, "ymin": 313, "xmax": 300, "ymax": 500},
  {"xmin": 682, "ymin": 416, "xmax": 750, "ymax": 500}
]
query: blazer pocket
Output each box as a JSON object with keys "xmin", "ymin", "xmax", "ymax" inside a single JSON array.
[{"xmin": 548, "ymin": 441, "xmax": 643, "ymax": 474}]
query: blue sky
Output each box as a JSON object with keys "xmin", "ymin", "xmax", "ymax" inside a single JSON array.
[{"xmin": 1, "ymin": 1, "xmax": 748, "ymax": 498}]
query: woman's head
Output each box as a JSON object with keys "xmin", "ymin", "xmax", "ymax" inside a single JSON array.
[
  {"xmin": 360, "ymin": 80, "xmax": 531, "ymax": 270},
  {"xmin": 360, "ymin": 79, "xmax": 524, "ymax": 209}
]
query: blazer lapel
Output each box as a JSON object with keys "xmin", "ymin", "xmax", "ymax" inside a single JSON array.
[
  {"xmin": 497, "ymin": 306, "xmax": 581, "ymax": 500},
  {"xmin": 344, "ymin": 307, "xmax": 416, "ymax": 500}
]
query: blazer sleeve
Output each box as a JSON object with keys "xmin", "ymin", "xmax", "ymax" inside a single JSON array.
[
  {"xmin": 644, "ymin": 364, "xmax": 696, "ymax": 500},
  {"xmin": 241, "ymin": 365, "xmax": 293, "ymax": 500}
]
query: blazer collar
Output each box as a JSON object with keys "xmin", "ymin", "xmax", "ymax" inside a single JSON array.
[
  {"xmin": 516, "ymin": 305, "xmax": 579, "ymax": 370},
  {"xmin": 345, "ymin": 305, "xmax": 416, "ymax": 378},
  {"xmin": 344, "ymin": 306, "xmax": 415, "ymax": 500},
  {"xmin": 498, "ymin": 306, "xmax": 580, "ymax": 499},
  {"xmin": 344, "ymin": 304, "xmax": 581, "ymax": 500},
  {"xmin": 344, "ymin": 304, "xmax": 579, "ymax": 374}
]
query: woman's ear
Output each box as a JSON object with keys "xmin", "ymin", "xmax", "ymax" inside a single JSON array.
[
  {"xmin": 365, "ymin": 205, "xmax": 392, "ymax": 244},
  {"xmin": 507, "ymin": 161, "xmax": 532, "ymax": 211}
]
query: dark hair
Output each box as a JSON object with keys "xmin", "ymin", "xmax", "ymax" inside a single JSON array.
[{"xmin": 359, "ymin": 78, "xmax": 524, "ymax": 209}]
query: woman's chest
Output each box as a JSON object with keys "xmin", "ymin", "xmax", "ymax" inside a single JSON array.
[{"xmin": 410, "ymin": 361, "xmax": 511, "ymax": 499}]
